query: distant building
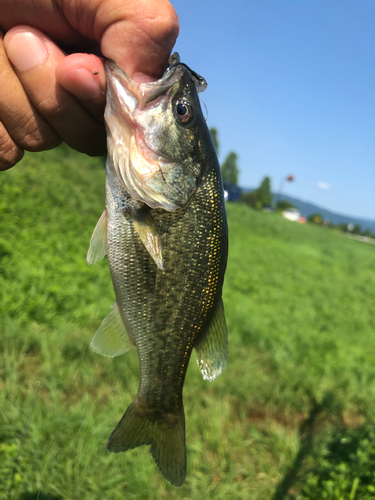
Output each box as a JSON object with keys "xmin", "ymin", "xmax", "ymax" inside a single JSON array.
[
  {"xmin": 282, "ymin": 207, "xmax": 300, "ymax": 222},
  {"xmin": 223, "ymin": 182, "xmax": 242, "ymax": 202}
]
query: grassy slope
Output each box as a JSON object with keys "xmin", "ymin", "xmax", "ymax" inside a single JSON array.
[{"xmin": 1, "ymin": 147, "xmax": 375, "ymax": 499}]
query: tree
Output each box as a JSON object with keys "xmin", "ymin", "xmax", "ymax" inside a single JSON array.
[
  {"xmin": 242, "ymin": 191, "xmax": 258, "ymax": 209},
  {"xmin": 242, "ymin": 176, "xmax": 273, "ymax": 210},
  {"xmin": 208, "ymin": 128, "xmax": 240, "ymax": 185},
  {"xmin": 221, "ymin": 152, "xmax": 239, "ymax": 185},
  {"xmin": 255, "ymin": 176, "xmax": 273, "ymax": 208},
  {"xmin": 209, "ymin": 127, "xmax": 219, "ymax": 157},
  {"xmin": 336, "ymin": 223, "xmax": 349, "ymax": 233},
  {"xmin": 362, "ymin": 229, "xmax": 374, "ymax": 238},
  {"xmin": 275, "ymin": 200, "xmax": 297, "ymax": 212}
]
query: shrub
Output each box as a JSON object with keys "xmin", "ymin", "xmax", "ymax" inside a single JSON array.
[
  {"xmin": 300, "ymin": 420, "xmax": 375, "ymax": 499},
  {"xmin": 307, "ymin": 213, "xmax": 324, "ymax": 225},
  {"xmin": 275, "ymin": 200, "xmax": 297, "ymax": 212}
]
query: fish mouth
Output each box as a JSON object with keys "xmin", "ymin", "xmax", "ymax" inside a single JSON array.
[
  {"xmin": 105, "ymin": 54, "xmax": 205, "ymax": 211},
  {"xmin": 106, "ymin": 53, "xmax": 207, "ymax": 105}
]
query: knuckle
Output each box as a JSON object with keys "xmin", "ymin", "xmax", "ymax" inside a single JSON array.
[
  {"xmin": 37, "ymin": 91, "xmax": 85, "ymax": 133},
  {"xmin": 0, "ymin": 131, "xmax": 24, "ymax": 170},
  {"xmin": 147, "ymin": 3, "xmax": 180, "ymax": 43},
  {"xmin": 37, "ymin": 91, "xmax": 68, "ymax": 120},
  {"xmin": 155, "ymin": 4, "xmax": 180, "ymax": 40},
  {"xmin": 16, "ymin": 113, "xmax": 61, "ymax": 152},
  {"xmin": 23, "ymin": 129, "xmax": 62, "ymax": 153},
  {"xmin": 36, "ymin": 94, "xmax": 106, "ymax": 155}
]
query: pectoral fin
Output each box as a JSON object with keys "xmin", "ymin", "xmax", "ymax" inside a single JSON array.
[
  {"xmin": 90, "ymin": 302, "xmax": 134, "ymax": 357},
  {"xmin": 131, "ymin": 210, "xmax": 163, "ymax": 269},
  {"xmin": 87, "ymin": 209, "xmax": 107, "ymax": 264},
  {"xmin": 194, "ymin": 298, "xmax": 228, "ymax": 381}
]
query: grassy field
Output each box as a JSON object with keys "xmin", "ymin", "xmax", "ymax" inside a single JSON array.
[{"xmin": 1, "ymin": 146, "xmax": 375, "ymax": 499}]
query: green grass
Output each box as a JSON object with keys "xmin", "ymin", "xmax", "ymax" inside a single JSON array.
[{"xmin": 1, "ymin": 146, "xmax": 375, "ymax": 499}]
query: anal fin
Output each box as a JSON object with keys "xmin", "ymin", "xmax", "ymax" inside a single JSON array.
[
  {"xmin": 90, "ymin": 302, "xmax": 134, "ymax": 357},
  {"xmin": 87, "ymin": 209, "xmax": 107, "ymax": 264},
  {"xmin": 194, "ymin": 298, "xmax": 228, "ymax": 381}
]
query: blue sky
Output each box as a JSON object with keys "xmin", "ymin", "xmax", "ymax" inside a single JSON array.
[{"xmin": 171, "ymin": 0, "xmax": 375, "ymax": 219}]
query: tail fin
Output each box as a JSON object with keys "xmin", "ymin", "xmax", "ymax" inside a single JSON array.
[{"xmin": 107, "ymin": 399, "xmax": 186, "ymax": 488}]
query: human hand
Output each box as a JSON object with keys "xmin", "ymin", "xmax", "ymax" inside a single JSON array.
[{"xmin": 0, "ymin": 0, "xmax": 179, "ymax": 170}]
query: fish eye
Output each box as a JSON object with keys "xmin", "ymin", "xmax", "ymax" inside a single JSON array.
[{"xmin": 175, "ymin": 100, "xmax": 193, "ymax": 124}]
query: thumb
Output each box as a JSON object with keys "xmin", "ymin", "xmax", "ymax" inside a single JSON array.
[{"xmin": 57, "ymin": 0, "xmax": 179, "ymax": 80}]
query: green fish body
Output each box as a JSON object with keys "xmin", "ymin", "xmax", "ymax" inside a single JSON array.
[{"xmin": 87, "ymin": 54, "xmax": 228, "ymax": 487}]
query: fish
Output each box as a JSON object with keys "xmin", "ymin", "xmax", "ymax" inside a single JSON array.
[{"xmin": 87, "ymin": 53, "xmax": 228, "ymax": 487}]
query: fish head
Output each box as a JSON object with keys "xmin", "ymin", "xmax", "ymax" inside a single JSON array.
[{"xmin": 105, "ymin": 54, "xmax": 211, "ymax": 211}]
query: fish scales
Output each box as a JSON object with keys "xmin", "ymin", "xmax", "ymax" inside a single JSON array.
[
  {"xmin": 106, "ymin": 165, "xmax": 226, "ymax": 409},
  {"xmin": 87, "ymin": 53, "xmax": 228, "ymax": 487}
]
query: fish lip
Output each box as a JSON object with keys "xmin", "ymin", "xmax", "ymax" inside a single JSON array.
[
  {"xmin": 105, "ymin": 53, "xmax": 207, "ymax": 103},
  {"xmin": 105, "ymin": 59, "xmax": 179, "ymax": 106}
]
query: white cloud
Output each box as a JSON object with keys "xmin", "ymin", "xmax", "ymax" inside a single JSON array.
[{"xmin": 317, "ymin": 181, "xmax": 330, "ymax": 190}]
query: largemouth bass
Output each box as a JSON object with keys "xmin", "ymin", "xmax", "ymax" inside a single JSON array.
[{"xmin": 87, "ymin": 53, "xmax": 228, "ymax": 487}]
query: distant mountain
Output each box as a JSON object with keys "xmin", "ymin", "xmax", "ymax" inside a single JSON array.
[{"xmin": 242, "ymin": 188, "xmax": 375, "ymax": 233}]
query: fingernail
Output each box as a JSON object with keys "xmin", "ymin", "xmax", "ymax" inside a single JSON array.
[{"xmin": 6, "ymin": 30, "xmax": 48, "ymax": 71}]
